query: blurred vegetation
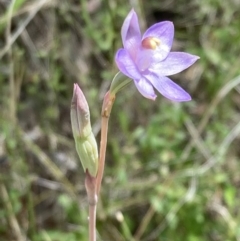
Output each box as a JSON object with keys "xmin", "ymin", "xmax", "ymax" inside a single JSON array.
[{"xmin": 0, "ymin": 0, "xmax": 240, "ymax": 240}]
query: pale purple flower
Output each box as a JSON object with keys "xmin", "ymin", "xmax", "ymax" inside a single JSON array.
[{"xmin": 115, "ymin": 9, "xmax": 199, "ymax": 102}]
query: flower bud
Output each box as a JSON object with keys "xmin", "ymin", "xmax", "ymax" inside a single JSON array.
[{"xmin": 71, "ymin": 84, "xmax": 98, "ymax": 177}]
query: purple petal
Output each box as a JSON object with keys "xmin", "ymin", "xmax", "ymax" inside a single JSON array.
[
  {"xmin": 150, "ymin": 52, "xmax": 200, "ymax": 76},
  {"xmin": 145, "ymin": 73, "xmax": 191, "ymax": 102},
  {"xmin": 134, "ymin": 78, "xmax": 157, "ymax": 100},
  {"xmin": 135, "ymin": 48, "xmax": 153, "ymax": 71},
  {"xmin": 121, "ymin": 9, "xmax": 141, "ymax": 59},
  {"xmin": 142, "ymin": 22, "xmax": 174, "ymax": 62},
  {"xmin": 115, "ymin": 48, "xmax": 142, "ymax": 79}
]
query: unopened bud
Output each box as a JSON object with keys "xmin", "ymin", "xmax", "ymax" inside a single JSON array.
[{"xmin": 71, "ymin": 84, "xmax": 98, "ymax": 177}]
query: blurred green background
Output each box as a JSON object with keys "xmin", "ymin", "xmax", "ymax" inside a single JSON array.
[{"xmin": 0, "ymin": 0, "xmax": 240, "ymax": 240}]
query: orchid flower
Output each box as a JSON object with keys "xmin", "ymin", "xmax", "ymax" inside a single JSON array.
[{"xmin": 115, "ymin": 9, "xmax": 199, "ymax": 102}]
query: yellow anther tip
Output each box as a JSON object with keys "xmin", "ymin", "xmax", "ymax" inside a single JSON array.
[{"xmin": 142, "ymin": 37, "xmax": 160, "ymax": 49}]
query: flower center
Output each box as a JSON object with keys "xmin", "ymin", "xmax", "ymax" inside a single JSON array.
[{"xmin": 141, "ymin": 37, "xmax": 160, "ymax": 50}]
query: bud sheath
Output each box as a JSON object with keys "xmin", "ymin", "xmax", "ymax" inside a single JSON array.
[{"xmin": 71, "ymin": 84, "xmax": 98, "ymax": 177}]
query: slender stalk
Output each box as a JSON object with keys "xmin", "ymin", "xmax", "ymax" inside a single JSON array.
[
  {"xmin": 96, "ymin": 116, "xmax": 109, "ymax": 195},
  {"xmin": 89, "ymin": 203, "xmax": 97, "ymax": 241},
  {"xmin": 96, "ymin": 92, "xmax": 115, "ymax": 195},
  {"xmin": 86, "ymin": 91, "xmax": 115, "ymax": 241},
  {"xmin": 85, "ymin": 172, "xmax": 97, "ymax": 241}
]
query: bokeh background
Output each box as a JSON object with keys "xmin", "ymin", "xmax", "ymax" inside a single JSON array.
[{"xmin": 1, "ymin": 0, "xmax": 240, "ymax": 240}]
